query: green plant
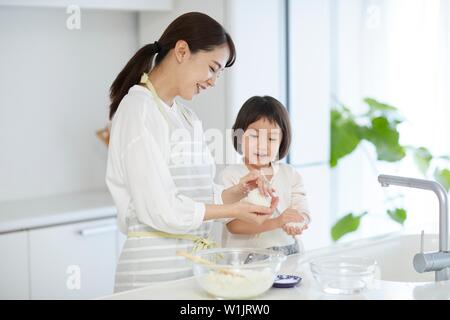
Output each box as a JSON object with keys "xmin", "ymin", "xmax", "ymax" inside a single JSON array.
[{"xmin": 330, "ymin": 98, "xmax": 450, "ymax": 241}]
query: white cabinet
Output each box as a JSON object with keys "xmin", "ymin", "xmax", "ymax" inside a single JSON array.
[
  {"xmin": 29, "ymin": 218, "xmax": 118, "ymax": 299},
  {"xmin": 0, "ymin": 231, "xmax": 29, "ymax": 299}
]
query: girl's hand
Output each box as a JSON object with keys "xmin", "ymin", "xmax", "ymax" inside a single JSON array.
[
  {"xmin": 275, "ymin": 208, "xmax": 303, "ymax": 227},
  {"xmin": 282, "ymin": 223, "xmax": 308, "ymax": 236},
  {"xmin": 276, "ymin": 209, "xmax": 309, "ymax": 236},
  {"xmin": 238, "ymin": 169, "xmax": 275, "ymax": 198},
  {"xmin": 221, "ymin": 170, "xmax": 276, "ymax": 204},
  {"xmin": 231, "ymin": 196, "xmax": 279, "ymax": 225}
]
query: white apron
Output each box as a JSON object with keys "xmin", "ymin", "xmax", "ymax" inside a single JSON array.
[{"xmin": 114, "ymin": 79, "xmax": 216, "ymax": 293}]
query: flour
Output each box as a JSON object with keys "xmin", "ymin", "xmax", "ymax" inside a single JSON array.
[
  {"xmin": 286, "ymin": 214, "xmax": 309, "ymax": 229},
  {"xmin": 285, "ymin": 222, "xmax": 306, "ymax": 228},
  {"xmin": 246, "ymin": 189, "xmax": 272, "ymax": 207},
  {"xmin": 198, "ymin": 268, "xmax": 274, "ymax": 299}
]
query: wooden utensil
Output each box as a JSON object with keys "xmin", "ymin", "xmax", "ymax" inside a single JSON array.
[{"xmin": 177, "ymin": 251, "xmax": 244, "ymax": 277}]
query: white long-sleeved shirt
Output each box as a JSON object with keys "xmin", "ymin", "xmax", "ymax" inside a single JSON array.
[
  {"xmin": 220, "ymin": 162, "xmax": 310, "ymax": 248},
  {"xmin": 106, "ymin": 85, "xmax": 223, "ymax": 235}
]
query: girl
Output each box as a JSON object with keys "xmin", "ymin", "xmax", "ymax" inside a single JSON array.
[
  {"xmin": 106, "ymin": 12, "xmax": 278, "ymax": 293},
  {"xmin": 221, "ymin": 96, "xmax": 311, "ymax": 256}
]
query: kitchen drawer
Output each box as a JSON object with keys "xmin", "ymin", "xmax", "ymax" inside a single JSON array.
[
  {"xmin": 0, "ymin": 231, "xmax": 29, "ymax": 299},
  {"xmin": 29, "ymin": 218, "xmax": 117, "ymax": 299}
]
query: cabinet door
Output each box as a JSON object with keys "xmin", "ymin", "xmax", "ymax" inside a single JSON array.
[
  {"xmin": 29, "ymin": 218, "xmax": 117, "ymax": 299},
  {"xmin": 0, "ymin": 231, "xmax": 29, "ymax": 299}
]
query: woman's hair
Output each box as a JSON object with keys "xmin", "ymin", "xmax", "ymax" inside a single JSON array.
[
  {"xmin": 232, "ymin": 96, "xmax": 292, "ymax": 160},
  {"xmin": 109, "ymin": 12, "xmax": 236, "ymax": 120}
]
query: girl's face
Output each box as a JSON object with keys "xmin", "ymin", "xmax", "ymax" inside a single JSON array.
[
  {"xmin": 174, "ymin": 41, "xmax": 230, "ymax": 100},
  {"xmin": 242, "ymin": 117, "xmax": 282, "ymax": 167}
]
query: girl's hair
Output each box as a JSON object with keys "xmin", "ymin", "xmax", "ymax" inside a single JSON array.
[
  {"xmin": 232, "ymin": 96, "xmax": 292, "ymax": 160},
  {"xmin": 109, "ymin": 12, "xmax": 236, "ymax": 120}
]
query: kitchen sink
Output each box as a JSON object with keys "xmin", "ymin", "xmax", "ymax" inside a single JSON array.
[{"xmin": 297, "ymin": 232, "xmax": 441, "ymax": 283}]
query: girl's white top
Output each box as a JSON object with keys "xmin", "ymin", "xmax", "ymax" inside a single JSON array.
[
  {"xmin": 106, "ymin": 85, "xmax": 224, "ymax": 235},
  {"xmin": 220, "ymin": 162, "xmax": 310, "ymax": 248}
]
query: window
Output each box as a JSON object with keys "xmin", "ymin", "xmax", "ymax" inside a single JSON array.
[{"xmin": 332, "ymin": 0, "xmax": 450, "ymax": 240}]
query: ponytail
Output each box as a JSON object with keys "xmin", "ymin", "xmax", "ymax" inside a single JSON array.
[{"xmin": 109, "ymin": 42, "xmax": 160, "ymax": 119}]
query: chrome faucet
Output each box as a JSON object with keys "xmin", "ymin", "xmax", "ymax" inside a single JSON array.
[{"xmin": 378, "ymin": 174, "xmax": 450, "ymax": 281}]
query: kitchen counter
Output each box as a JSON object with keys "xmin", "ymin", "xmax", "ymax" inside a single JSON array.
[
  {"xmin": 98, "ymin": 248, "xmax": 450, "ymax": 300},
  {"xmin": 0, "ymin": 189, "xmax": 116, "ymax": 233}
]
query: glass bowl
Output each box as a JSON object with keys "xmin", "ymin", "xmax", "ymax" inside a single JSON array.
[
  {"xmin": 191, "ymin": 248, "xmax": 286, "ymax": 299},
  {"xmin": 310, "ymin": 256, "xmax": 377, "ymax": 295}
]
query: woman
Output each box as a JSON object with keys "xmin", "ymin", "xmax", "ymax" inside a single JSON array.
[{"xmin": 106, "ymin": 12, "xmax": 278, "ymax": 293}]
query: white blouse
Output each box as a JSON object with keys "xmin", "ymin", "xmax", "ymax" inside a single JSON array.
[
  {"xmin": 106, "ymin": 85, "xmax": 224, "ymax": 235},
  {"xmin": 220, "ymin": 162, "xmax": 311, "ymax": 248}
]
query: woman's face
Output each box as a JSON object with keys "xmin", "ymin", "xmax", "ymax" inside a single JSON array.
[
  {"xmin": 175, "ymin": 41, "xmax": 230, "ymax": 100},
  {"xmin": 242, "ymin": 117, "xmax": 282, "ymax": 167}
]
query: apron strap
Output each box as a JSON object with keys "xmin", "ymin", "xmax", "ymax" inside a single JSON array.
[{"xmin": 127, "ymin": 231, "xmax": 217, "ymax": 252}]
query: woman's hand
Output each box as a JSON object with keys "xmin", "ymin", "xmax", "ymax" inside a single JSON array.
[
  {"xmin": 222, "ymin": 169, "xmax": 275, "ymax": 204},
  {"xmin": 238, "ymin": 169, "xmax": 275, "ymax": 197},
  {"xmin": 230, "ymin": 196, "xmax": 279, "ymax": 225}
]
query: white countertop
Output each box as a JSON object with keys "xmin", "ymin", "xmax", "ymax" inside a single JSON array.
[
  {"xmin": 0, "ymin": 189, "xmax": 116, "ymax": 233},
  {"xmin": 98, "ymin": 250, "xmax": 450, "ymax": 300}
]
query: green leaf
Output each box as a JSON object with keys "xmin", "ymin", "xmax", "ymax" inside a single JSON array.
[
  {"xmin": 361, "ymin": 116, "xmax": 406, "ymax": 162},
  {"xmin": 412, "ymin": 147, "xmax": 433, "ymax": 176},
  {"xmin": 364, "ymin": 97, "xmax": 397, "ymax": 112},
  {"xmin": 434, "ymin": 168, "xmax": 450, "ymax": 192},
  {"xmin": 330, "ymin": 109, "xmax": 362, "ymax": 167},
  {"xmin": 363, "ymin": 97, "xmax": 404, "ymax": 123},
  {"xmin": 331, "ymin": 212, "xmax": 368, "ymax": 241},
  {"xmin": 387, "ymin": 208, "xmax": 407, "ymax": 225}
]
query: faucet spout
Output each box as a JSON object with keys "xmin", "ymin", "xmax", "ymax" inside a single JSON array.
[
  {"xmin": 378, "ymin": 174, "xmax": 450, "ymax": 281},
  {"xmin": 378, "ymin": 174, "xmax": 449, "ymax": 252}
]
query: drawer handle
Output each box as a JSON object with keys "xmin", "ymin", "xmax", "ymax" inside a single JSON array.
[{"xmin": 79, "ymin": 224, "xmax": 117, "ymax": 236}]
